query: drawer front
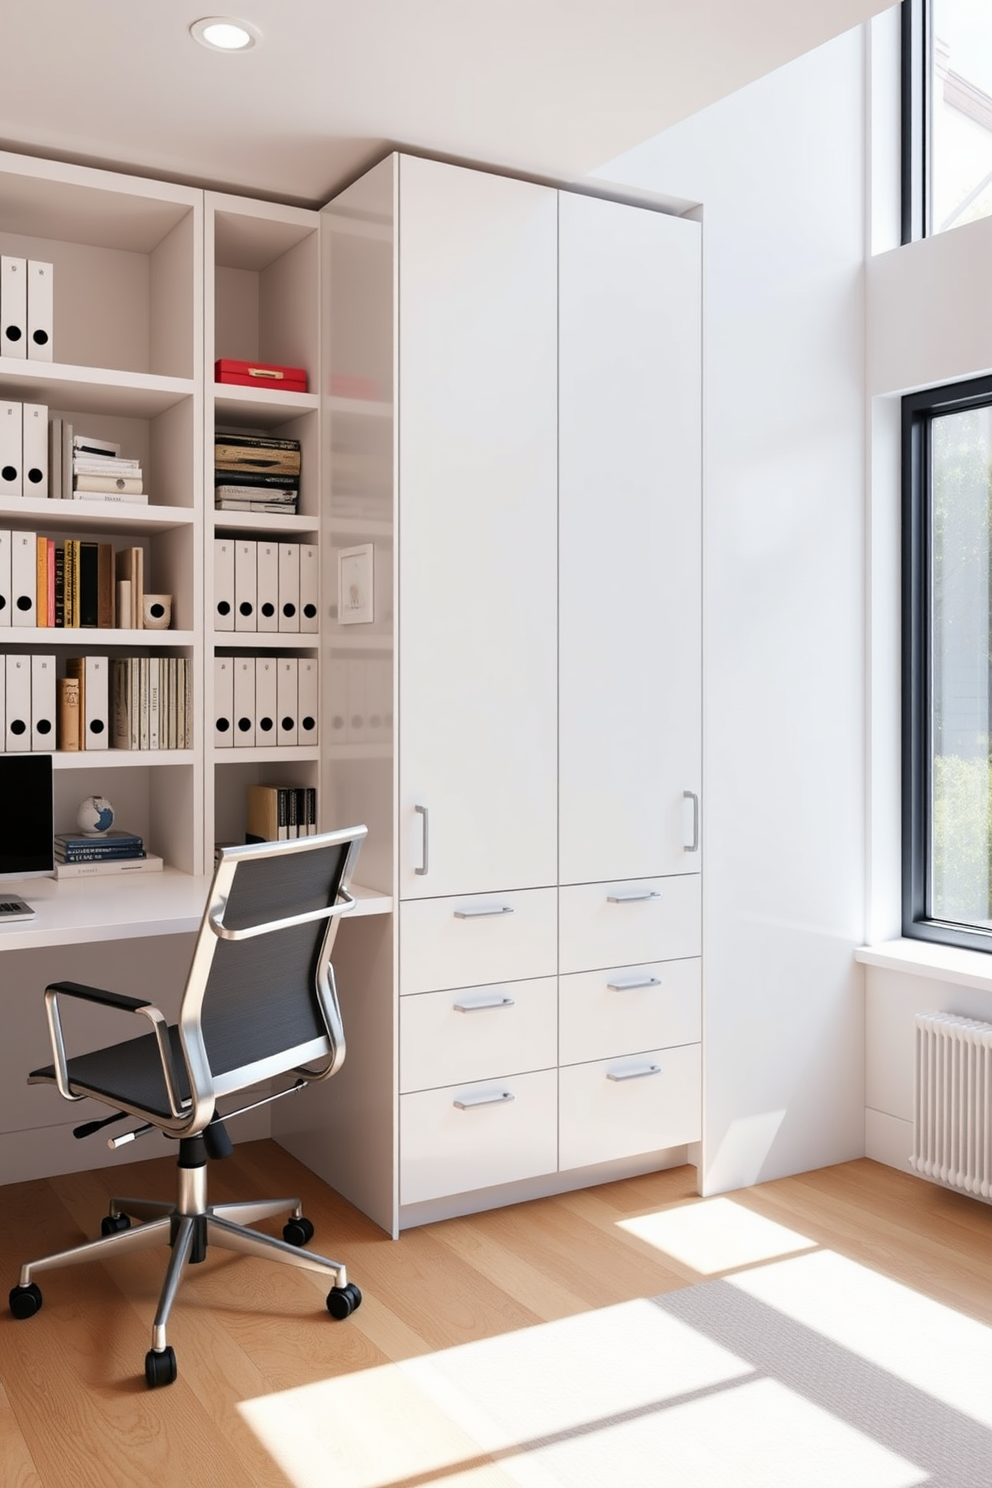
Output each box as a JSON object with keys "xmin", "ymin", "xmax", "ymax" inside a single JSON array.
[
  {"xmin": 558, "ymin": 1043, "xmax": 700, "ymax": 1171},
  {"xmin": 401, "ymin": 977, "xmax": 558, "ymax": 1093},
  {"xmin": 559, "ymin": 958, "xmax": 700, "ymax": 1067},
  {"xmin": 559, "ymin": 876, "xmax": 700, "ymax": 974},
  {"xmin": 400, "ymin": 887, "xmax": 557, "ymax": 995},
  {"xmin": 400, "ymin": 1068, "xmax": 558, "ymax": 1205}
]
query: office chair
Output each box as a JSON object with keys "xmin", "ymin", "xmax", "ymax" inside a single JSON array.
[{"xmin": 8, "ymin": 826, "xmax": 367, "ymax": 1388}]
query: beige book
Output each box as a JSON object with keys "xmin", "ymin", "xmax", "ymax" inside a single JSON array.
[{"xmin": 57, "ymin": 675, "xmax": 80, "ymax": 751}]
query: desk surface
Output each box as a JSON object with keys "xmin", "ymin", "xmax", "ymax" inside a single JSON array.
[{"xmin": 0, "ymin": 872, "xmax": 393, "ymax": 951}]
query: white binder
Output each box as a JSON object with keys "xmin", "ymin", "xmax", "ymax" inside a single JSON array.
[
  {"xmin": 234, "ymin": 539, "xmax": 257, "ymax": 632},
  {"xmin": 0, "ymin": 401, "xmax": 22, "ymax": 499},
  {"xmin": 256, "ymin": 540, "xmax": 279, "ymax": 633},
  {"xmin": 213, "ymin": 539, "xmax": 235, "ymax": 631},
  {"xmin": 0, "ymin": 655, "xmax": 5, "ymax": 741},
  {"xmin": 233, "ymin": 656, "xmax": 255, "ymax": 747},
  {"xmin": 276, "ymin": 657, "xmax": 298, "ymax": 746},
  {"xmin": 30, "ymin": 653, "xmax": 56, "ymax": 750},
  {"xmin": 22, "ymin": 403, "xmax": 48, "ymax": 498},
  {"xmin": 298, "ymin": 657, "xmax": 319, "ymax": 745},
  {"xmin": 299, "ymin": 543, "xmax": 319, "ymax": 633},
  {"xmin": 346, "ymin": 659, "xmax": 367, "ymax": 744},
  {"xmin": 1, "ymin": 257, "xmax": 27, "ymax": 358},
  {"xmin": 5, "ymin": 655, "xmax": 31, "ymax": 750},
  {"xmin": 27, "ymin": 261, "xmax": 54, "ymax": 361},
  {"xmin": 10, "ymin": 530, "xmax": 36, "ymax": 626},
  {"xmin": 278, "ymin": 542, "xmax": 300, "ymax": 632},
  {"xmin": 82, "ymin": 655, "xmax": 109, "ymax": 749},
  {"xmin": 368, "ymin": 658, "xmax": 390, "ymax": 743},
  {"xmin": 327, "ymin": 659, "xmax": 348, "ymax": 745},
  {"xmin": 254, "ymin": 655, "xmax": 278, "ymax": 742},
  {"xmin": 213, "ymin": 655, "xmax": 233, "ymax": 747},
  {"xmin": 0, "ymin": 529, "xmax": 10, "ymax": 627}
]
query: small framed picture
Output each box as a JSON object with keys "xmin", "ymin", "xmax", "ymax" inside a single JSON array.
[{"xmin": 338, "ymin": 543, "xmax": 374, "ymax": 624}]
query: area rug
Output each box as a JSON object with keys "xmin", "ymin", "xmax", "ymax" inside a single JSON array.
[{"xmin": 239, "ymin": 1247, "xmax": 992, "ymax": 1487}]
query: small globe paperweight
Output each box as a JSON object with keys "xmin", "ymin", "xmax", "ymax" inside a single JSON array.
[{"xmin": 76, "ymin": 795, "xmax": 115, "ymax": 836}]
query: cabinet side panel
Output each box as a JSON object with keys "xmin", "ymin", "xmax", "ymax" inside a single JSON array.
[
  {"xmin": 398, "ymin": 156, "xmax": 558, "ymax": 898},
  {"xmin": 559, "ymin": 195, "xmax": 701, "ymax": 884}
]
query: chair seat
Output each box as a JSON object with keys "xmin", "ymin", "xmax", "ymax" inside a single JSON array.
[{"xmin": 30, "ymin": 1025, "xmax": 191, "ymax": 1119}]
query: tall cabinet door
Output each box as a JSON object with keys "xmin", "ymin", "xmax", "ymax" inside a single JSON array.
[
  {"xmin": 398, "ymin": 157, "xmax": 558, "ymax": 899},
  {"xmin": 559, "ymin": 193, "xmax": 702, "ymax": 885}
]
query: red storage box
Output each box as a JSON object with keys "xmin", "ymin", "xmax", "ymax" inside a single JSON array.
[{"xmin": 215, "ymin": 358, "xmax": 308, "ymax": 393}]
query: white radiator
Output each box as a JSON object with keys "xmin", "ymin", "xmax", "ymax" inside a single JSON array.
[{"xmin": 913, "ymin": 1011, "xmax": 992, "ymax": 1199}]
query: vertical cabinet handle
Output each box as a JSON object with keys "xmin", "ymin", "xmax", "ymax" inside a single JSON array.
[
  {"xmin": 683, "ymin": 790, "xmax": 700, "ymax": 853},
  {"xmin": 414, "ymin": 803, "xmax": 429, "ymax": 875}
]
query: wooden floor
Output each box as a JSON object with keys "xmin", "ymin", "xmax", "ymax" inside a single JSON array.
[{"xmin": 2, "ymin": 1142, "xmax": 992, "ymax": 1487}]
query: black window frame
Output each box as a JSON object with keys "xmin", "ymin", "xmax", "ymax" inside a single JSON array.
[
  {"xmin": 901, "ymin": 0, "xmax": 930, "ymax": 244},
  {"xmin": 903, "ymin": 373, "xmax": 992, "ymax": 952}
]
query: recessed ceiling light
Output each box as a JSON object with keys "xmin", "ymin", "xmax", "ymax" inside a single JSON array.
[{"xmin": 189, "ymin": 17, "xmax": 260, "ymax": 51}]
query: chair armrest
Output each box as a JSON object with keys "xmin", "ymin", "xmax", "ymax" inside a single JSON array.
[
  {"xmin": 43, "ymin": 982, "xmax": 185, "ymax": 1119},
  {"xmin": 45, "ymin": 980, "xmax": 152, "ymax": 1013}
]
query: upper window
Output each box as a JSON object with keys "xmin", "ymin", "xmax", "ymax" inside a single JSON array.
[
  {"xmin": 904, "ymin": 376, "xmax": 992, "ymax": 950},
  {"xmin": 903, "ymin": 0, "xmax": 992, "ymax": 241}
]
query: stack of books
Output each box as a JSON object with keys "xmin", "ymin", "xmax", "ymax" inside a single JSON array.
[
  {"xmin": 53, "ymin": 828, "xmax": 163, "ymax": 878},
  {"xmin": 215, "ymin": 433, "xmax": 300, "ymax": 514},
  {"xmin": 48, "ymin": 426, "xmax": 149, "ymax": 505}
]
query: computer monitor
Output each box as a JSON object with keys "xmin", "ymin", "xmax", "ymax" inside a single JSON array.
[{"xmin": 0, "ymin": 753, "xmax": 54, "ymax": 880}]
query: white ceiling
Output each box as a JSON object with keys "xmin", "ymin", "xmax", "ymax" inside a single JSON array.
[{"xmin": 0, "ymin": 1, "xmax": 891, "ymax": 208}]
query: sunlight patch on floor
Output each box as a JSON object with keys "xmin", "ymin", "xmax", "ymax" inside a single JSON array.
[
  {"xmin": 616, "ymin": 1195, "xmax": 818, "ymax": 1274},
  {"xmin": 729, "ymin": 1246, "xmax": 992, "ymax": 1429},
  {"xmin": 237, "ymin": 1287, "xmax": 929, "ymax": 1488}
]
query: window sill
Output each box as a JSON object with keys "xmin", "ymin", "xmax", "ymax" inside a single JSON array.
[{"xmin": 856, "ymin": 938, "xmax": 992, "ymax": 992}]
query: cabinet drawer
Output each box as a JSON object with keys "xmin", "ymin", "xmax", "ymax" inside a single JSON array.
[
  {"xmin": 559, "ymin": 876, "xmax": 700, "ymax": 974},
  {"xmin": 400, "ymin": 887, "xmax": 557, "ymax": 994},
  {"xmin": 401, "ymin": 977, "xmax": 558, "ymax": 1093},
  {"xmin": 559, "ymin": 958, "xmax": 700, "ymax": 1067},
  {"xmin": 400, "ymin": 1068, "xmax": 558, "ymax": 1205},
  {"xmin": 558, "ymin": 1043, "xmax": 700, "ymax": 1170}
]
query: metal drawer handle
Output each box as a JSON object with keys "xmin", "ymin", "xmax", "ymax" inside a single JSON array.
[
  {"xmin": 453, "ymin": 1089, "xmax": 515, "ymax": 1109},
  {"xmin": 454, "ymin": 905, "xmax": 515, "ymax": 919},
  {"xmin": 607, "ymin": 975, "xmax": 662, "ymax": 991},
  {"xmin": 453, "ymin": 994, "xmax": 516, "ymax": 1012},
  {"xmin": 414, "ymin": 804, "xmax": 429, "ymax": 876},
  {"xmin": 607, "ymin": 1064, "xmax": 662, "ymax": 1082},
  {"xmin": 607, "ymin": 889, "xmax": 661, "ymax": 904},
  {"xmin": 684, "ymin": 790, "xmax": 700, "ymax": 853}
]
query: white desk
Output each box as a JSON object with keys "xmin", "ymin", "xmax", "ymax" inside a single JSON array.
[{"xmin": 0, "ymin": 873, "xmax": 392, "ymax": 951}]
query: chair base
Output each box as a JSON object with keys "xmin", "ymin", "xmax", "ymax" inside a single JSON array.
[{"xmin": 9, "ymin": 1134, "xmax": 358, "ymax": 1386}]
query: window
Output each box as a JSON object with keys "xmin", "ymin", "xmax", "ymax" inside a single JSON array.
[
  {"xmin": 902, "ymin": 0, "xmax": 992, "ymax": 242},
  {"xmin": 904, "ymin": 376, "xmax": 992, "ymax": 950}
]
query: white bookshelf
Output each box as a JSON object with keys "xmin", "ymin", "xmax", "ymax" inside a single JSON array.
[
  {"xmin": 203, "ymin": 191, "xmax": 323, "ymax": 869},
  {"xmin": 0, "ymin": 148, "xmax": 203, "ymax": 883}
]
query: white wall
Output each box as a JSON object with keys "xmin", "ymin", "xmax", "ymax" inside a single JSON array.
[{"xmin": 591, "ymin": 27, "xmax": 869, "ymax": 1194}]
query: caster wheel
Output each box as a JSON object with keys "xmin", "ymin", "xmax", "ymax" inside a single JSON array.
[
  {"xmin": 9, "ymin": 1283, "xmax": 42, "ymax": 1320},
  {"xmin": 145, "ymin": 1345, "xmax": 177, "ymax": 1389},
  {"xmin": 326, "ymin": 1281, "xmax": 362, "ymax": 1319},
  {"xmin": 283, "ymin": 1216, "xmax": 315, "ymax": 1247},
  {"xmin": 101, "ymin": 1213, "xmax": 131, "ymax": 1236}
]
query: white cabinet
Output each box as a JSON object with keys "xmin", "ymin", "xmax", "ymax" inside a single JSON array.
[
  {"xmin": 291, "ymin": 155, "xmax": 703, "ymax": 1233},
  {"xmin": 558, "ymin": 192, "xmax": 702, "ymax": 886},
  {"xmin": 397, "ymin": 156, "xmax": 558, "ymax": 900}
]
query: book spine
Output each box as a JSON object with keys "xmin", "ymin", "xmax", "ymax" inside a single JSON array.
[
  {"xmin": 78, "ymin": 542, "xmax": 98, "ymax": 627},
  {"xmin": 35, "ymin": 537, "xmax": 47, "ymax": 626},
  {"xmin": 56, "ymin": 675, "xmax": 80, "ymax": 751},
  {"xmin": 54, "ymin": 543, "xmax": 64, "ymax": 627},
  {"xmin": 54, "ymin": 855, "xmax": 163, "ymax": 879}
]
